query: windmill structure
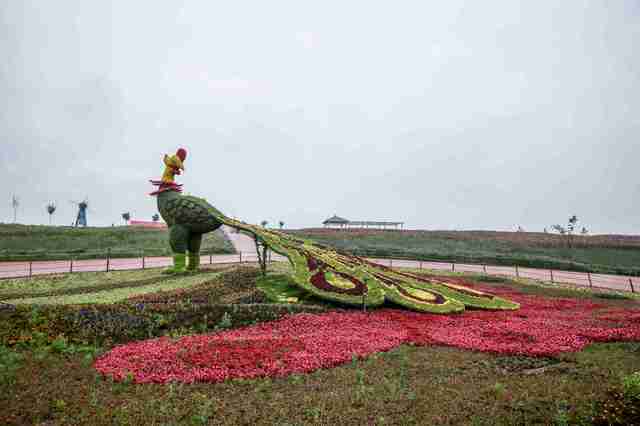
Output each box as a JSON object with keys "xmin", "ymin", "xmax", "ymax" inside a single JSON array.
[
  {"xmin": 11, "ymin": 195, "xmax": 19, "ymax": 223},
  {"xmin": 70, "ymin": 198, "xmax": 89, "ymax": 227},
  {"xmin": 46, "ymin": 202, "xmax": 57, "ymax": 225}
]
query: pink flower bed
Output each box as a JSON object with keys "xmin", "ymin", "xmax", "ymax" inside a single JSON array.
[{"xmin": 95, "ymin": 285, "xmax": 640, "ymax": 384}]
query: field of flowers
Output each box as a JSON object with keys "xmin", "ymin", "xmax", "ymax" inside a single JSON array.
[
  {"xmin": 1, "ymin": 263, "xmax": 640, "ymax": 424},
  {"xmin": 95, "ymin": 274, "xmax": 640, "ymax": 384},
  {"xmin": 3, "ymin": 182, "xmax": 640, "ymax": 423}
]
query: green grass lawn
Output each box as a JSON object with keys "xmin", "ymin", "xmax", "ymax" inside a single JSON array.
[
  {"xmin": 1, "ymin": 264, "xmax": 639, "ymax": 425},
  {"xmin": 0, "ymin": 224, "xmax": 235, "ymax": 261},
  {"xmin": 289, "ymin": 229, "xmax": 640, "ymax": 276}
]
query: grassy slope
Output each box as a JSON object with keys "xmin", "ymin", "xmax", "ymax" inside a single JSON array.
[
  {"xmin": 289, "ymin": 229, "xmax": 640, "ymax": 276},
  {"xmin": 0, "ymin": 224, "xmax": 235, "ymax": 261},
  {"xmin": 0, "ymin": 264, "xmax": 639, "ymax": 424}
]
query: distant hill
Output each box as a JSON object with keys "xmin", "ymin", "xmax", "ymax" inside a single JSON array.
[
  {"xmin": 0, "ymin": 224, "xmax": 235, "ymax": 261},
  {"xmin": 288, "ymin": 228, "xmax": 640, "ymax": 276}
]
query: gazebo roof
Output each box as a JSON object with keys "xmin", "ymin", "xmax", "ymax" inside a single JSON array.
[{"xmin": 322, "ymin": 215, "xmax": 350, "ymax": 224}]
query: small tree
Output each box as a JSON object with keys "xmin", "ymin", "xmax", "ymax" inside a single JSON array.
[
  {"xmin": 46, "ymin": 202, "xmax": 56, "ymax": 225},
  {"xmin": 253, "ymin": 235, "xmax": 269, "ymax": 276},
  {"xmin": 121, "ymin": 212, "xmax": 131, "ymax": 225},
  {"xmin": 260, "ymin": 220, "xmax": 268, "ymax": 228},
  {"xmin": 580, "ymin": 226, "xmax": 589, "ymax": 247},
  {"xmin": 152, "ymin": 213, "xmax": 160, "ymax": 222},
  {"xmin": 279, "ymin": 220, "xmax": 285, "ymax": 230},
  {"xmin": 567, "ymin": 215, "xmax": 578, "ymax": 248},
  {"xmin": 552, "ymin": 215, "xmax": 579, "ymax": 248}
]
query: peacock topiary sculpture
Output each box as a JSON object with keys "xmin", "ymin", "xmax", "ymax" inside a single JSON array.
[{"xmin": 151, "ymin": 148, "xmax": 519, "ymax": 314}]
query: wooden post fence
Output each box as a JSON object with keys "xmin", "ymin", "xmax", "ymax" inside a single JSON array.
[
  {"xmin": 29, "ymin": 261, "xmax": 32, "ymax": 278},
  {"xmin": 452, "ymin": 263, "xmax": 455, "ymax": 272},
  {"xmin": 209, "ymin": 254, "xmax": 213, "ymax": 264},
  {"xmin": 587, "ymin": 272, "xmax": 593, "ymax": 288},
  {"xmin": 142, "ymin": 251, "xmax": 145, "ymax": 269},
  {"xmin": 515, "ymin": 265, "xmax": 519, "ymax": 278},
  {"xmin": 630, "ymin": 278, "xmax": 636, "ymax": 293},
  {"xmin": 239, "ymin": 252, "xmax": 242, "ymax": 264},
  {"xmin": 70, "ymin": 257, "xmax": 73, "ymax": 273},
  {"xmin": 550, "ymin": 269, "xmax": 554, "ymax": 283},
  {"xmin": 106, "ymin": 249, "xmax": 110, "ymax": 272}
]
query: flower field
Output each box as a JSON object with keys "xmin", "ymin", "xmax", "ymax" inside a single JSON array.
[
  {"xmin": 2, "ymin": 264, "xmax": 640, "ymax": 424},
  {"xmin": 2, "ymin": 204, "xmax": 640, "ymax": 424},
  {"xmin": 95, "ymin": 277, "xmax": 640, "ymax": 384}
]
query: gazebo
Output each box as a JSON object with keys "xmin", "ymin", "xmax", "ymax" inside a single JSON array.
[
  {"xmin": 322, "ymin": 215, "xmax": 350, "ymax": 228},
  {"xmin": 322, "ymin": 215, "xmax": 404, "ymax": 230}
]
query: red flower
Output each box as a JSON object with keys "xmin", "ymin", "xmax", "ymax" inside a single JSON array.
[{"xmin": 95, "ymin": 286, "xmax": 640, "ymax": 384}]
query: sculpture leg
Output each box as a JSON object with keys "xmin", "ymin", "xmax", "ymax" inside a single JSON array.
[
  {"xmin": 187, "ymin": 233, "xmax": 203, "ymax": 272},
  {"xmin": 163, "ymin": 224, "xmax": 189, "ymax": 274}
]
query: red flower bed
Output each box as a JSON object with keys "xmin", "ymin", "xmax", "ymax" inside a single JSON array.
[
  {"xmin": 95, "ymin": 285, "xmax": 640, "ymax": 384},
  {"xmin": 95, "ymin": 312, "xmax": 407, "ymax": 384}
]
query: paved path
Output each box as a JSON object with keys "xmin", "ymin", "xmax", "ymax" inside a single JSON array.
[
  {"xmin": 222, "ymin": 225, "xmax": 260, "ymax": 254},
  {"xmin": 0, "ymin": 227, "xmax": 636, "ymax": 294},
  {"xmin": 366, "ymin": 258, "xmax": 636, "ymax": 293}
]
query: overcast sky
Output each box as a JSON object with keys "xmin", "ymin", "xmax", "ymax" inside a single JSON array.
[{"xmin": 1, "ymin": 1, "xmax": 639, "ymax": 234}]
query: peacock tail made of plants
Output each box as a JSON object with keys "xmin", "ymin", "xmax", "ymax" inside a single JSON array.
[{"xmin": 207, "ymin": 207, "xmax": 519, "ymax": 314}]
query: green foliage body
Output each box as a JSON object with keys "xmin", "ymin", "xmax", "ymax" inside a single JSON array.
[{"xmin": 156, "ymin": 191, "xmax": 225, "ymax": 272}]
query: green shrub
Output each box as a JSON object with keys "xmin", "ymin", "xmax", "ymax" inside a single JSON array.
[
  {"xmin": 50, "ymin": 335, "xmax": 69, "ymax": 353},
  {"xmin": 216, "ymin": 312, "xmax": 233, "ymax": 330},
  {"xmin": 592, "ymin": 375, "xmax": 640, "ymax": 425},
  {"xmin": 0, "ymin": 345, "xmax": 22, "ymax": 385},
  {"xmin": 623, "ymin": 372, "xmax": 640, "ymax": 398},
  {"xmin": 594, "ymin": 292, "xmax": 632, "ymax": 301}
]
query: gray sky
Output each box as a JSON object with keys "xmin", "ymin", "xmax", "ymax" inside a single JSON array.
[{"xmin": 1, "ymin": 1, "xmax": 639, "ymax": 233}]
